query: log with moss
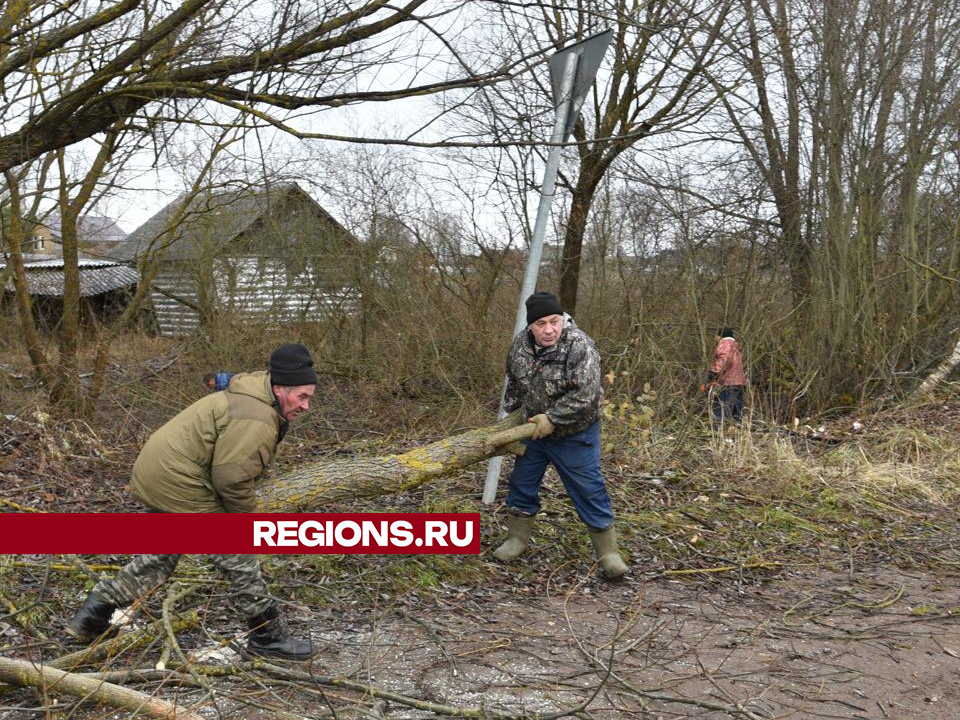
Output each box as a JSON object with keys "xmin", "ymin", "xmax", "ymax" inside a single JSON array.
[
  {"xmin": 0, "ymin": 656, "xmax": 206, "ymax": 720},
  {"xmin": 257, "ymin": 411, "xmax": 532, "ymax": 511}
]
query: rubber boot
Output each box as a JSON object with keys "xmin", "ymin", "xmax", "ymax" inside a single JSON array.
[
  {"xmin": 65, "ymin": 593, "xmax": 118, "ymax": 643},
  {"xmin": 247, "ymin": 605, "xmax": 314, "ymax": 661},
  {"xmin": 589, "ymin": 526, "xmax": 629, "ymax": 579},
  {"xmin": 492, "ymin": 512, "xmax": 534, "ymax": 562}
]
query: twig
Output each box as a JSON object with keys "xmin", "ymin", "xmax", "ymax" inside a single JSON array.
[
  {"xmin": 398, "ymin": 608, "xmax": 459, "ymax": 677},
  {"xmin": 48, "ymin": 609, "xmax": 199, "ymax": 671},
  {"xmin": 248, "ymin": 658, "xmax": 585, "ymax": 719},
  {"xmin": 663, "ymin": 561, "xmax": 781, "ymax": 576}
]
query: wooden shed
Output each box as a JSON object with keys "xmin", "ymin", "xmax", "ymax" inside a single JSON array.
[{"xmin": 1, "ymin": 258, "xmax": 140, "ymax": 330}]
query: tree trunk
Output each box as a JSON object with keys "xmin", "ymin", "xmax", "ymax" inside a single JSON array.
[
  {"xmin": 915, "ymin": 333, "xmax": 960, "ymax": 397},
  {"xmin": 558, "ymin": 164, "xmax": 604, "ymax": 315},
  {"xmin": 0, "ymin": 656, "xmax": 205, "ymax": 720},
  {"xmin": 257, "ymin": 413, "xmax": 531, "ymax": 512}
]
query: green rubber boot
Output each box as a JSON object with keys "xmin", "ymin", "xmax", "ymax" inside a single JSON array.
[
  {"xmin": 492, "ymin": 513, "xmax": 534, "ymax": 562},
  {"xmin": 589, "ymin": 526, "xmax": 629, "ymax": 579}
]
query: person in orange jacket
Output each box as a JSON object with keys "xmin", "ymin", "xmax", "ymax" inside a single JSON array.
[{"xmin": 705, "ymin": 327, "xmax": 745, "ymax": 423}]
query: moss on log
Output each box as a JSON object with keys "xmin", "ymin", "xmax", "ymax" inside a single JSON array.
[
  {"xmin": 0, "ymin": 656, "xmax": 205, "ymax": 720},
  {"xmin": 258, "ymin": 411, "xmax": 531, "ymax": 512}
]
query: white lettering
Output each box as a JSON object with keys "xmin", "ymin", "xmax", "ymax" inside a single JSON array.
[
  {"xmin": 276, "ymin": 520, "xmax": 298, "ymax": 546},
  {"xmin": 424, "ymin": 520, "xmax": 449, "ymax": 546},
  {"xmin": 391, "ymin": 520, "xmax": 413, "ymax": 546},
  {"xmin": 363, "ymin": 520, "xmax": 388, "ymax": 546},
  {"xmin": 252, "ymin": 517, "xmax": 473, "ymax": 550},
  {"xmin": 253, "ymin": 521, "xmax": 276, "ymax": 546},
  {"xmin": 299, "ymin": 520, "xmax": 323, "ymax": 547},
  {"xmin": 448, "ymin": 520, "xmax": 473, "ymax": 548},
  {"xmin": 335, "ymin": 520, "xmax": 361, "ymax": 546}
]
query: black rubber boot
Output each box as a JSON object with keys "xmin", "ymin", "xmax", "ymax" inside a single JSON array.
[
  {"xmin": 247, "ymin": 605, "xmax": 314, "ymax": 661},
  {"xmin": 65, "ymin": 593, "xmax": 117, "ymax": 643}
]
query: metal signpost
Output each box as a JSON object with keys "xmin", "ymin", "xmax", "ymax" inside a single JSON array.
[{"xmin": 482, "ymin": 29, "xmax": 613, "ymax": 505}]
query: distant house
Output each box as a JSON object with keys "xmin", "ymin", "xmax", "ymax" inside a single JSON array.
[
  {"xmin": 30, "ymin": 215, "xmax": 128, "ymax": 258},
  {"xmin": 109, "ymin": 182, "xmax": 358, "ymax": 337},
  {"xmin": 1, "ymin": 258, "xmax": 139, "ymax": 330}
]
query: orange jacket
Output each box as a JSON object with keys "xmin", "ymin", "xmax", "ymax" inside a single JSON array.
[{"xmin": 709, "ymin": 337, "xmax": 745, "ymax": 386}]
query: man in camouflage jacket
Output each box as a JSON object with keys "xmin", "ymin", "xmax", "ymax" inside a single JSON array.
[
  {"xmin": 66, "ymin": 343, "xmax": 319, "ymax": 661},
  {"xmin": 493, "ymin": 291, "xmax": 629, "ymax": 579}
]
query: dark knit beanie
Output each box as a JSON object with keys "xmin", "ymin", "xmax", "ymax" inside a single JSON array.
[
  {"xmin": 719, "ymin": 327, "xmax": 735, "ymax": 339},
  {"xmin": 525, "ymin": 291, "xmax": 563, "ymax": 325},
  {"xmin": 269, "ymin": 343, "xmax": 318, "ymax": 386}
]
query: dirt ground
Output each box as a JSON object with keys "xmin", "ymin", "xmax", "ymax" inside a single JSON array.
[
  {"xmin": 4, "ymin": 381, "xmax": 960, "ymax": 718},
  {"xmin": 3, "ymin": 554, "xmax": 960, "ymax": 719},
  {"xmin": 343, "ymin": 562, "xmax": 960, "ymax": 720},
  {"xmin": 236, "ymin": 561, "xmax": 960, "ymax": 719}
]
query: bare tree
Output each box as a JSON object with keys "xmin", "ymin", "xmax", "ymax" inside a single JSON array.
[
  {"xmin": 690, "ymin": 0, "xmax": 960, "ymax": 404},
  {"xmin": 454, "ymin": 0, "xmax": 730, "ymax": 313},
  {"xmin": 0, "ymin": 1, "xmax": 531, "ymax": 172},
  {"xmin": 0, "ymin": 0, "xmax": 542, "ymax": 411}
]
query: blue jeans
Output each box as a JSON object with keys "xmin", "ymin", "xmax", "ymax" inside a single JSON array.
[
  {"xmin": 506, "ymin": 422, "xmax": 614, "ymax": 531},
  {"xmin": 713, "ymin": 386, "xmax": 744, "ymax": 422}
]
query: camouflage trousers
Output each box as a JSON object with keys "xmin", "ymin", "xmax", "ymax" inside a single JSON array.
[{"xmin": 92, "ymin": 554, "xmax": 274, "ymax": 619}]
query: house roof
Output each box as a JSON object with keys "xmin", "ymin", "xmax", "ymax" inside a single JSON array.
[
  {"xmin": 1, "ymin": 258, "xmax": 139, "ymax": 297},
  {"xmin": 37, "ymin": 215, "xmax": 128, "ymax": 243},
  {"xmin": 108, "ymin": 182, "xmax": 353, "ymax": 263}
]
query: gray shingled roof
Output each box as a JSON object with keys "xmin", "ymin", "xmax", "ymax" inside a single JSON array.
[
  {"xmin": 38, "ymin": 215, "xmax": 128, "ymax": 243},
  {"xmin": 108, "ymin": 182, "xmax": 350, "ymax": 263},
  {"xmin": 1, "ymin": 259, "xmax": 139, "ymax": 297}
]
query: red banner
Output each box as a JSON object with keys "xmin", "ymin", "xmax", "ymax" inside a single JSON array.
[{"xmin": 0, "ymin": 513, "xmax": 482, "ymax": 554}]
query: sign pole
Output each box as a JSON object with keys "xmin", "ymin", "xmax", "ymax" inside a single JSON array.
[{"xmin": 481, "ymin": 30, "xmax": 613, "ymax": 505}]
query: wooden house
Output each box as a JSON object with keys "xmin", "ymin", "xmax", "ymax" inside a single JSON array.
[{"xmin": 110, "ymin": 183, "xmax": 359, "ymax": 337}]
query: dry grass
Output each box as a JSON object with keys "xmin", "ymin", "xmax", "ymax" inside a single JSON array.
[{"xmin": 2, "ymin": 321, "xmax": 960, "ymax": 588}]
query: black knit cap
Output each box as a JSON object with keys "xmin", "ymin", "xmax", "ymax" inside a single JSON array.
[
  {"xmin": 525, "ymin": 291, "xmax": 563, "ymax": 325},
  {"xmin": 269, "ymin": 343, "xmax": 318, "ymax": 386},
  {"xmin": 718, "ymin": 327, "xmax": 735, "ymax": 339}
]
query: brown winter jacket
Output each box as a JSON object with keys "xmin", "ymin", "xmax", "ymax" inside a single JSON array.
[
  {"xmin": 131, "ymin": 371, "xmax": 285, "ymax": 513},
  {"xmin": 709, "ymin": 337, "xmax": 746, "ymax": 387}
]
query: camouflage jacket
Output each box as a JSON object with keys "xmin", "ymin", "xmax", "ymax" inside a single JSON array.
[{"xmin": 503, "ymin": 317, "xmax": 603, "ymax": 437}]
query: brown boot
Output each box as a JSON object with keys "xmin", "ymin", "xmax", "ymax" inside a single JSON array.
[
  {"xmin": 589, "ymin": 526, "xmax": 629, "ymax": 579},
  {"xmin": 492, "ymin": 512, "xmax": 534, "ymax": 562}
]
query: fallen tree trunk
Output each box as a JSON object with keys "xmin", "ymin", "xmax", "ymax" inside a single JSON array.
[
  {"xmin": 258, "ymin": 411, "xmax": 531, "ymax": 512},
  {"xmin": 915, "ymin": 330, "xmax": 960, "ymax": 397},
  {"xmin": 0, "ymin": 656, "xmax": 205, "ymax": 720}
]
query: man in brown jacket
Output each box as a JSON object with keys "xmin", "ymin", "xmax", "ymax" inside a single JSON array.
[{"xmin": 66, "ymin": 343, "xmax": 318, "ymax": 660}]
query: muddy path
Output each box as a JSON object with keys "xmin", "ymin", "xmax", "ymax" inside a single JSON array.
[
  {"xmin": 3, "ymin": 557, "xmax": 960, "ymax": 720},
  {"xmin": 296, "ymin": 563, "xmax": 960, "ymax": 719}
]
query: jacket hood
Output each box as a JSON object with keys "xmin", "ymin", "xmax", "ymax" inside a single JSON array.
[{"xmin": 226, "ymin": 371, "xmax": 275, "ymax": 405}]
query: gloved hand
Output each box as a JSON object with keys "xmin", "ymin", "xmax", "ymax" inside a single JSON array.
[{"xmin": 528, "ymin": 413, "xmax": 555, "ymax": 439}]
